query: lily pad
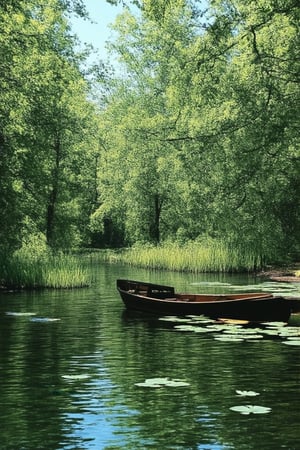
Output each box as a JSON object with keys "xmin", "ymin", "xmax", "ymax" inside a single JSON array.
[
  {"xmin": 282, "ymin": 340, "xmax": 300, "ymax": 346},
  {"xmin": 145, "ymin": 377, "xmax": 170, "ymax": 384},
  {"xmin": 192, "ymin": 327, "xmax": 216, "ymax": 333},
  {"xmin": 243, "ymin": 334, "xmax": 264, "ymax": 340},
  {"xmin": 174, "ymin": 325, "xmax": 197, "ymax": 332},
  {"xmin": 236, "ymin": 390, "xmax": 260, "ymax": 397},
  {"xmin": 163, "ymin": 380, "xmax": 190, "ymax": 387},
  {"xmin": 30, "ymin": 317, "xmax": 61, "ymax": 322},
  {"xmin": 230, "ymin": 285, "xmax": 262, "ymax": 291},
  {"xmin": 135, "ymin": 382, "xmax": 162, "ymax": 388},
  {"xmin": 262, "ymin": 322, "xmax": 287, "ymax": 328},
  {"xmin": 189, "ymin": 319, "xmax": 214, "ymax": 324},
  {"xmin": 278, "ymin": 327, "xmax": 300, "ymax": 337},
  {"xmin": 222, "ymin": 326, "xmax": 248, "ymax": 334},
  {"xmin": 62, "ymin": 374, "xmax": 90, "ymax": 380},
  {"xmin": 159, "ymin": 316, "xmax": 188, "ymax": 323},
  {"xmin": 230, "ymin": 405, "xmax": 271, "ymax": 415},
  {"xmin": 260, "ymin": 329, "xmax": 281, "ymax": 336},
  {"xmin": 207, "ymin": 324, "xmax": 233, "ymax": 331},
  {"xmin": 214, "ymin": 336, "xmax": 244, "ymax": 342},
  {"xmin": 6, "ymin": 312, "xmax": 36, "ymax": 317},
  {"xmin": 185, "ymin": 315, "xmax": 211, "ymax": 320},
  {"xmin": 135, "ymin": 377, "xmax": 190, "ymax": 388}
]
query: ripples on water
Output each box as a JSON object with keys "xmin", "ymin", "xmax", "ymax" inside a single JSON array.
[{"xmin": 0, "ymin": 265, "xmax": 299, "ymax": 449}]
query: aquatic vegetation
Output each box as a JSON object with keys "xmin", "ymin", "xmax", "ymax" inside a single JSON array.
[
  {"xmin": 62, "ymin": 374, "xmax": 91, "ymax": 381},
  {"xmin": 5, "ymin": 312, "xmax": 36, "ymax": 317},
  {"xmin": 214, "ymin": 336, "xmax": 244, "ymax": 342},
  {"xmin": 135, "ymin": 377, "xmax": 190, "ymax": 388},
  {"xmin": 282, "ymin": 340, "xmax": 300, "ymax": 346},
  {"xmin": 30, "ymin": 317, "xmax": 61, "ymax": 323},
  {"xmin": 0, "ymin": 251, "xmax": 90, "ymax": 289},
  {"xmin": 236, "ymin": 390, "xmax": 260, "ymax": 397},
  {"xmin": 102, "ymin": 241, "xmax": 261, "ymax": 272},
  {"xmin": 159, "ymin": 313, "xmax": 300, "ymax": 345},
  {"xmin": 230, "ymin": 405, "xmax": 271, "ymax": 415},
  {"xmin": 159, "ymin": 316, "xmax": 190, "ymax": 323}
]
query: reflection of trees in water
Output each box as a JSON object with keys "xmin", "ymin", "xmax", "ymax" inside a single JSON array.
[{"xmin": 0, "ymin": 288, "xmax": 102, "ymax": 449}]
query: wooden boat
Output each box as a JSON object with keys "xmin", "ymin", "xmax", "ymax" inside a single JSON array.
[{"xmin": 117, "ymin": 279, "xmax": 292, "ymax": 322}]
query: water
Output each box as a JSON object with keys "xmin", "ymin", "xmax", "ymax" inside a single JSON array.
[{"xmin": 0, "ymin": 263, "xmax": 299, "ymax": 450}]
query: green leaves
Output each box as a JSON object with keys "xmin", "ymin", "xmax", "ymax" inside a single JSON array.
[
  {"xmin": 2, "ymin": 0, "xmax": 299, "ymax": 257},
  {"xmin": 95, "ymin": 0, "xmax": 300, "ymax": 256},
  {"xmin": 0, "ymin": 0, "xmax": 100, "ymax": 257}
]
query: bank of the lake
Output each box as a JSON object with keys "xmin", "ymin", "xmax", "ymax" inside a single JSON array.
[
  {"xmin": 1, "ymin": 241, "xmax": 300, "ymax": 290},
  {"xmin": 100, "ymin": 243, "xmax": 300, "ymax": 275}
]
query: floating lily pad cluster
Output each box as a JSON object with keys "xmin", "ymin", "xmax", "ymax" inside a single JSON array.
[
  {"xmin": 192, "ymin": 280, "xmax": 300, "ymax": 298},
  {"xmin": 134, "ymin": 379, "xmax": 272, "ymax": 415},
  {"xmin": 159, "ymin": 315, "xmax": 300, "ymax": 345},
  {"xmin": 230, "ymin": 389, "xmax": 271, "ymax": 415}
]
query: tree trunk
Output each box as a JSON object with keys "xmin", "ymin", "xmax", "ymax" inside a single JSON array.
[
  {"xmin": 46, "ymin": 136, "xmax": 61, "ymax": 246},
  {"xmin": 150, "ymin": 194, "xmax": 162, "ymax": 243}
]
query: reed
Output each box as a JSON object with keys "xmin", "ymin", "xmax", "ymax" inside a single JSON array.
[
  {"xmin": 103, "ymin": 240, "xmax": 261, "ymax": 273},
  {"xmin": 0, "ymin": 252, "xmax": 90, "ymax": 289}
]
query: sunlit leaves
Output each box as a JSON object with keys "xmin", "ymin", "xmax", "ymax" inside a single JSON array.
[
  {"xmin": 80, "ymin": 0, "xmax": 300, "ymax": 253},
  {"xmin": 0, "ymin": 0, "xmax": 100, "ymax": 255}
]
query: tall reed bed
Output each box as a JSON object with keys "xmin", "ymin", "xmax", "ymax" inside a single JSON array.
[
  {"xmin": 104, "ymin": 241, "xmax": 261, "ymax": 272},
  {"xmin": 0, "ymin": 252, "xmax": 90, "ymax": 289}
]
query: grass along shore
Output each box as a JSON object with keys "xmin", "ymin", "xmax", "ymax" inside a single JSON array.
[
  {"xmin": 1, "ymin": 239, "xmax": 297, "ymax": 290},
  {"xmin": 102, "ymin": 241, "xmax": 266, "ymax": 273},
  {"xmin": 0, "ymin": 252, "xmax": 90, "ymax": 290}
]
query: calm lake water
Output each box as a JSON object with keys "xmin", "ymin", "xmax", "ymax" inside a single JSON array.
[{"xmin": 0, "ymin": 263, "xmax": 299, "ymax": 450}]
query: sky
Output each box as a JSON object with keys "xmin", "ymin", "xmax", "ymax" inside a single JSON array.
[{"xmin": 70, "ymin": 0, "xmax": 125, "ymax": 62}]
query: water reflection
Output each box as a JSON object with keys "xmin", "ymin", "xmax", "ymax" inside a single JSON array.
[{"xmin": 0, "ymin": 264, "xmax": 299, "ymax": 449}]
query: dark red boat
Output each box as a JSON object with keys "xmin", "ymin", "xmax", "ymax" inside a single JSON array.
[{"xmin": 117, "ymin": 279, "xmax": 292, "ymax": 322}]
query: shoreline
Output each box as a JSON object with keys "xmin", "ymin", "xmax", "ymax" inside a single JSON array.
[{"xmin": 257, "ymin": 265, "xmax": 300, "ymax": 283}]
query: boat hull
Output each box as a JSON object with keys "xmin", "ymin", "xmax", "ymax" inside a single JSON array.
[{"xmin": 117, "ymin": 279, "xmax": 291, "ymax": 322}]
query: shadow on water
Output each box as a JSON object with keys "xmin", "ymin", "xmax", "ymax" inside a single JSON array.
[{"xmin": 0, "ymin": 263, "xmax": 299, "ymax": 449}]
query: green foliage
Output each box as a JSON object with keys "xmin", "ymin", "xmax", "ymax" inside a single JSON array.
[
  {"xmin": 1, "ymin": 0, "xmax": 299, "ymax": 276},
  {"xmin": 0, "ymin": 0, "xmax": 100, "ymax": 257},
  {"xmin": 94, "ymin": 0, "xmax": 300, "ymax": 264}
]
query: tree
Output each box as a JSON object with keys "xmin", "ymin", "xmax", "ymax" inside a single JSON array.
[
  {"xmin": 94, "ymin": 0, "xmax": 300, "ymax": 261},
  {"xmin": 92, "ymin": 2, "xmax": 198, "ymax": 244},
  {"xmin": 0, "ymin": 0, "xmax": 101, "ymax": 255}
]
